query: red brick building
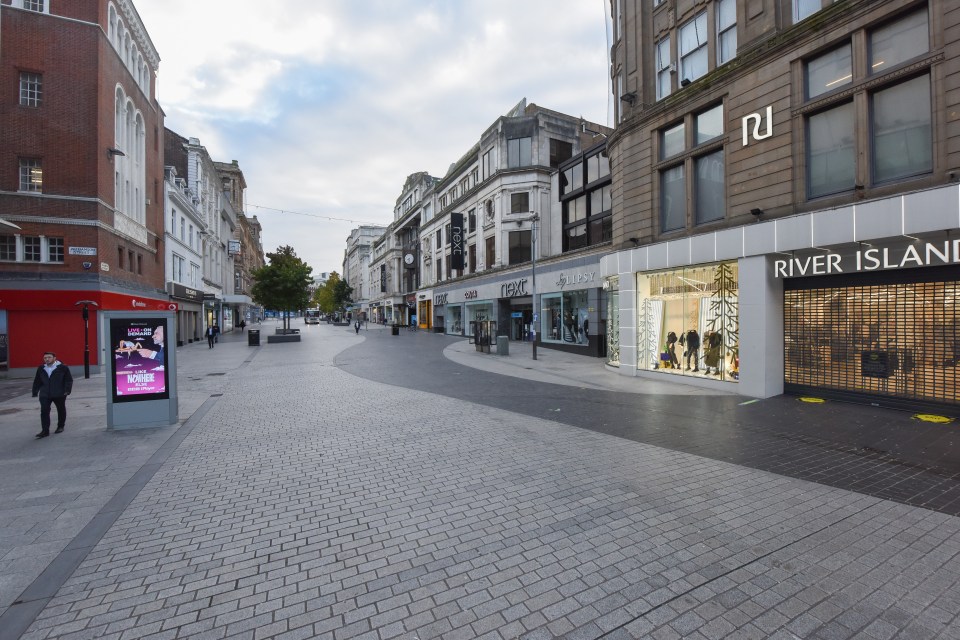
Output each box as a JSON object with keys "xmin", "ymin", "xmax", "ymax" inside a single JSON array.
[{"xmin": 0, "ymin": 0, "xmax": 167, "ymax": 373}]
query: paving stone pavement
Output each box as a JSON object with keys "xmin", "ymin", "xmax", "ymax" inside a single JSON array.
[{"xmin": 6, "ymin": 324, "xmax": 960, "ymax": 639}]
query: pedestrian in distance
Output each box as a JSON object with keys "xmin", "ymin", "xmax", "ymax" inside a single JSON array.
[
  {"xmin": 354, "ymin": 319, "xmax": 362, "ymax": 334},
  {"xmin": 31, "ymin": 351, "xmax": 73, "ymax": 439},
  {"xmin": 206, "ymin": 325, "xmax": 216, "ymax": 349},
  {"xmin": 239, "ymin": 320, "xmax": 246, "ymax": 332},
  {"xmin": 213, "ymin": 324, "xmax": 220, "ymax": 343}
]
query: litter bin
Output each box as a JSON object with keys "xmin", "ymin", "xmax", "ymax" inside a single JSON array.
[
  {"xmin": 248, "ymin": 329, "xmax": 260, "ymax": 346},
  {"xmin": 391, "ymin": 324, "xmax": 400, "ymax": 336}
]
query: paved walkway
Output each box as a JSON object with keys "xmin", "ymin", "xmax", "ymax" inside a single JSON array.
[{"xmin": 1, "ymin": 322, "xmax": 958, "ymax": 639}]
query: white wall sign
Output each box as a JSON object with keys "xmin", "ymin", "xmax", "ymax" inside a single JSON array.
[{"xmin": 742, "ymin": 105, "xmax": 773, "ymax": 146}]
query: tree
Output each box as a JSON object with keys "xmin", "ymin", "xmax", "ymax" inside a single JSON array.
[
  {"xmin": 251, "ymin": 245, "xmax": 313, "ymax": 331},
  {"xmin": 311, "ymin": 272, "xmax": 354, "ymax": 318}
]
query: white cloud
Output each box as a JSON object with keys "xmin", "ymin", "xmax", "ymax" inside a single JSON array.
[{"xmin": 136, "ymin": 0, "xmax": 610, "ymax": 272}]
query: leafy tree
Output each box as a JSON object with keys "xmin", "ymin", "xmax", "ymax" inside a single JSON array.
[
  {"xmin": 311, "ymin": 272, "xmax": 354, "ymax": 317},
  {"xmin": 251, "ymin": 245, "xmax": 313, "ymax": 331}
]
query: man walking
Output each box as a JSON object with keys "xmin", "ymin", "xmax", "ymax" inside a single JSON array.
[
  {"xmin": 31, "ymin": 351, "xmax": 73, "ymax": 439},
  {"xmin": 206, "ymin": 325, "xmax": 216, "ymax": 348}
]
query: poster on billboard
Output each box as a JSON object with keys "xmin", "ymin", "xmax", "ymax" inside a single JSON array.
[{"xmin": 109, "ymin": 317, "xmax": 169, "ymax": 403}]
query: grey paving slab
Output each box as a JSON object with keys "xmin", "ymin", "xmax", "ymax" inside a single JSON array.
[{"xmin": 3, "ymin": 322, "xmax": 960, "ymax": 640}]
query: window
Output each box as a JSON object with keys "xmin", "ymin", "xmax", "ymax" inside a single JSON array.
[
  {"xmin": 695, "ymin": 150, "xmax": 725, "ymax": 224},
  {"xmin": 793, "ymin": 0, "xmax": 820, "ymax": 23},
  {"xmin": 507, "ymin": 137, "xmax": 532, "ymax": 168},
  {"xmin": 561, "ymin": 163, "xmax": 583, "ymax": 195},
  {"xmin": 180, "ymin": 218, "xmax": 185, "ymax": 241},
  {"xmin": 806, "ymin": 45, "xmax": 851, "ymax": 99},
  {"xmin": 19, "ymin": 158, "xmax": 42, "ymax": 192},
  {"xmin": 0, "ymin": 236, "xmax": 15, "ymax": 261},
  {"xmin": 435, "ymin": 259, "xmax": 442, "ymax": 282},
  {"xmin": 468, "ymin": 244, "xmax": 476, "ymax": 272},
  {"xmin": 436, "ymin": 229, "xmax": 442, "ymax": 248},
  {"xmin": 587, "ymin": 151, "xmax": 610, "ymax": 184},
  {"xmin": 869, "ymin": 8, "xmax": 928, "ymax": 74},
  {"xmin": 872, "ymin": 75, "xmax": 931, "ymax": 183},
  {"xmin": 656, "ymin": 37, "xmax": 672, "ymax": 101},
  {"xmin": 482, "ymin": 149, "xmax": 493, "ymax": 179},
  {"xmin": 802, "ymin": 10, "xmax": 930, "ymax": 197},
  {"xmin": 510, "ymin": 192, "xmax": 530, "ymax": 214},
  {"xmin": 508, "ymin": 231, "xmax": 531, "ymax": 265},
  {"xmin": 23, "ymin": 237, "xmax": 41, "ymax": 262},
  {"xmin": 173, "ymin": 254, "xmax": 185, "ymax": 282},
  {"xmin": 679, "ymin": 13, "xmax": 708, "ymax": 84},
  {"xmin": 137, "ymin": 254, "xmax": 142, "ymax": 275},
  {"xmin": 541, "ymin": 290, "xmax": 590, "ymax": 345},
  {"xmin": 807, "ymin": 103, "xmax": 855, "ymax": 198},
  {"xmin": 468, "ymin": 209, "xmax": 476, "ymax": 234},
  {"xmin": 22, "ymin": 0, "xmax": 45, "ymax": 11},
  {"xmin": 696, "ymin": 105, "xmax": 723, "ymax": 144},
  {"xmin": 48, "ymin": 237, "xmax": 63, "ymax": 262},
  {"xmin": 170, "ymin": 210, "xmax": 176, "ymax": 234},
  {"xmin": 662, "ymin": 123, "xmax": 685, "ymax": 159},
  {"xmin": 549, "ymin": 139, "xmax": 573, "ymax": 168},
  {"xmin": 128, "ymin": 250, "xmax": 135, "ymax": 271},
  {"xmin": 485, "ymin": 235, "xmax": 496, "ymax": 268},
  {"xmin": 118, "ymin": 247, "xmax": 124, "ymax": 269},
  {"xmin": 563, "ymin": 196, "xmax": 588, "ymax": 252},
  {"xmin": 716, "ymin": 0, "xmax": 737, "ymax": 65},
  {"xmin": 661, "ymin": 166, "xmax": 686, "ymax": 232},
  {"xmin": 19, "ymin": 72, "xmax": 42, "ymax": 107}
]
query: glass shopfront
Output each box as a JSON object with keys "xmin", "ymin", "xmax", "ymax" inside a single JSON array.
[
  {"xmin": 606, "ymin": 277, "xmax": 620, "ymax": 366},
  {"xmin": 637, "ymin": 262, "xmax": 740, "ymax": 382},
  {"xmin": 541, "ymin": 290, "xmax": 590, "ymax": 345},
  {"xmin": 447, "ymin": 304, "xmax": 464, "ymax": 335},
  {"xmin": 466, "ymin": 302, "xmax": 494, "ymax": 324},
  {"xmin": 784, "ymin": 267, "xmax": 958, "ymax": 410}
]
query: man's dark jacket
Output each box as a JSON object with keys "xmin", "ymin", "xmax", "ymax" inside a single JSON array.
[{"xmin": 32, "ymin": 363, "xmax": 73, "ymax": 398}]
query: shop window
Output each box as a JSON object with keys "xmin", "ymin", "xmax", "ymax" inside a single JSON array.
[
  {"xmin": 806, "ymin": 44, "xmax": 851, "ymax": 99},
  {"xmin": 447, "ymin": 305, "xmax": 464, "ymax": 335},
  {"xmin": 656, "ymin": 36, "xmax": 672, "ymax": 101},
  {"xmin": 871, "ymin": 75, "xmax": 931, "ymax": 184},
  {"xmin": 606, "ymin": 276, "xmax": 620, "ymax": 367},
  {"xmin": 507, "ymin": 137, "xmax": 532, "ymax": 168},
  {"xmin": 807, "ymin": 102, "xmax": 855, "ymax": 198},
  {"xmin": 679, "ymin": 12, "xmax": 708, "ymax": 84},
  {"xmin": 637, "ymin": 262, "xmax": 740, "ymax": 381},
  {"xmin": 508, "ymin": 230, "xmax": 531, "ymax": 265},
  {"xmin": 541, "ymin": 290, "xmax": 590, "ymax": 346},
  {"xmin": 784, "ymin": 274, "xmax": 957, "ymax": 409},
  {"xmin": 716, "ymin": 0, "xmax": 737, "ymax": 66}
]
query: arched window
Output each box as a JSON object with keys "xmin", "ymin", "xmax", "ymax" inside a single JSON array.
[{"xmin": 108, "ymin": 5, "xmax": 117, "ymax": 47}]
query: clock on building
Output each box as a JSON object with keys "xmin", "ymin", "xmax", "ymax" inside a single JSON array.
[{"xmin": 404, "ymin": 253, "xmax": 415, "ymax": 266}]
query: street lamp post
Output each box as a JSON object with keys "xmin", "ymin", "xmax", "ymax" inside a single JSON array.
[
  {"xmin": 531, "ymin": 214, "xmax": 539, "ymax": 361},
  {"xmin": 74, "ymin": 300, "xmax": 99, "ymax": 379}
]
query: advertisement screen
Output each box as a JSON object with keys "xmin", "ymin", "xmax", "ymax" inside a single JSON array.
[{"xmin": 110, "ymin": 318, "xmax": 169, "ymax": 403}]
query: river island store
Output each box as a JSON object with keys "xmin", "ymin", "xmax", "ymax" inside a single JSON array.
[{"xmin": 602, "ymin": 185, "xmax": 960, "ymax": 413}]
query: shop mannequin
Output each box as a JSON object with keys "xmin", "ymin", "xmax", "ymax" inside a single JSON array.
[
  {"xmin": 684, "ymin": 329, "xmax": 700, "ymax": 371},
  {"xmin": 704, "ymin": 330, "xmax": 722, "ymax": 375},
  {"xmin": 666, "ymin": 331, "xmax": 679, "ymax": 369}
]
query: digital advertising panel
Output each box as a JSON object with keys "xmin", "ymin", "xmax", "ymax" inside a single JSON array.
[{"xmin": 109, "ymin": 317, "xmax": 169, "ymax": 403}]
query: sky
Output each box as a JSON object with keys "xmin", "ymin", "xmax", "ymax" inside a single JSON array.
[{"xmin": 135, "ymin": 0, "xmax": 612, "ymax": 276}]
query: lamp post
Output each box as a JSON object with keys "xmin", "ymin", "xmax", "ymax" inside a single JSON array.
[{"xmin": 74, "ymin": 300, "xmax": 99, "ymax": 379}]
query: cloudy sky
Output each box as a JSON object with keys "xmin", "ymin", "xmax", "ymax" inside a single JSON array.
[{"xmin": 136, "ymin": 0, "xmax": 612, "ymax": 275}]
